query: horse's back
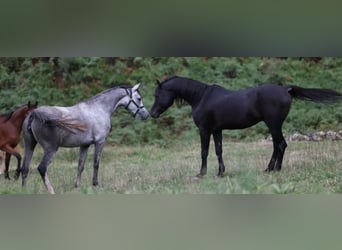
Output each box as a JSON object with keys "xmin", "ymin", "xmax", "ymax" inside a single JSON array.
[
  {"xmin": 257, "ymin": 84, "xmax": 292, "ymax": 105},
  {"xmin": 35, "ymin": 105, "xmax": 73, "ymax": 118},
  {"xmin": 195, "ymin": 85, "xmax": 260, "ymax": 129},
  {"xmin": 194, "ymin": 83, "xmax": 292, "ymax": 130},
  {"xmin": 26, "ymin": 104, "xmax": 111, "ymax": 148}
]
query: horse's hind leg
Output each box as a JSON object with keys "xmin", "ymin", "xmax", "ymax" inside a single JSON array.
[
  {"xmin": 265, "ymin": 124, "xmax": 287, "ymax": 172},
  {"xmin": 265, "ymin": 144, "xmax": 277, "ymax": 172},
  {"xmin": 37, "ymin": 149, "xmax": 57, "ymax": 194},
  {"xmin": 274, "ymin": 138, "xmax": 287, "ymax": 171},
  {"xmin": 213, "ymin": 130, "xmax": 226, "ymax": 177},
  {"xmin": 75, "ymin": 145, "xmax": 90, "ymax": 188},
  {"xmin": 21, "ymin": 131, "xmax": 37, "ymax": 185}
]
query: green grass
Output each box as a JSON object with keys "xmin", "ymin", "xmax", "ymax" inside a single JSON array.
[{"xmin": 0, "ymin": 140, "xmax": 341, "ymax": 194}]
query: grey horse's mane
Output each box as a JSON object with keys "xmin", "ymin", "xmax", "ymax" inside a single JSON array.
[{"xmin": 83, "ymin": 85, "xmax": 133, "ymax": 104}]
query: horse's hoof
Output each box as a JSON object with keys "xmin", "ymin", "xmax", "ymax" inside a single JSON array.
[
  {"xmin": 193, "ymin": 174, "xmax": 204, "ymax": 180},
  {"xmin": 264, "ymin": 168, "xmax": 271, "ymax": 173},
  {"xmin": 217, "ymin": 173, "xmax": 224, "ymax": 178}
]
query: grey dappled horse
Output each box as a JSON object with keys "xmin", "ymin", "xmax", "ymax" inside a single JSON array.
[{"xmin": 21, "ymin": 84, "xmax": 149, "ymax": 194}]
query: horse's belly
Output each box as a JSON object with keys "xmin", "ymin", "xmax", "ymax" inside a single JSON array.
[
  {"xmin": 220, "ymin": 118, "xmax": 261, "ymax": 130},
  {"xmin": 59, "ymin": 133, "xmax": 94, "ymax": 147},
  {"xmin": 197, "ymin": 109, "xmax": 261, "ymax": 131}
]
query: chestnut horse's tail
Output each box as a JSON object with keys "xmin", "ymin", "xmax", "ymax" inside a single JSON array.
[{"xmin": 288, "ymin": 85, "xmax": 342, "ymax": 102}]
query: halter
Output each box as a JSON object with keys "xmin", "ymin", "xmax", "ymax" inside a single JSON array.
[{"xmin": 123, "ymin": 88, "xmax": 145, "ymax": 118}]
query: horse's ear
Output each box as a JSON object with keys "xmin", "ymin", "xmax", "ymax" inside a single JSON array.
[
  {"xmin": 132, "ymin": 83, "xmax": 141, "ymax": 92},
  {"xmin": 34, "ymin": 101, "xmax": 38, "ymax": 107},
  {"xmin": 156, "ymin": 80, "xmax": 161, "ymax": 85},
  {"xmin": 28, "ymin": 101, "xmax": 31, "ymax": 107}
]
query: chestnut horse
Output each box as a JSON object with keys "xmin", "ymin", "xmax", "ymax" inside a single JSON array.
[
  {"xmin": 0, "ymin": 112, "xmax": 12, "ymax": 174},
  {"xmin": 0, "ymin": 102, "xmax": 38, "ymax": 179}
]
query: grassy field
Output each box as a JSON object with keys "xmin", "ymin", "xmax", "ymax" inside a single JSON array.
[{"xmin": 0, "ymin": 139, "xmax": 341, "ymax": 194}]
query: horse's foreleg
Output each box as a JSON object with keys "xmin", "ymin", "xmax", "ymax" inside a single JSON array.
[
  {"xmin": 2, "ymin": 146, "xmax": 21, "ymax": 180},
  {"xmin": 92, "ymin": 141, "xmax": 105, "ymax": 186},
  {"xmin": 213, "ymin": 130, "xmax": 225, "ymax": 177},
  {"xmin": 197, "ymin": 129, "xmax": 211, "ymax": 178},
  {"xmin": 75, "ymin": 145, "xmax": 89, "ymax": 188},
  {"xmin": 4, "ymin": 152, "xmax": 11, "ymax": 180}
]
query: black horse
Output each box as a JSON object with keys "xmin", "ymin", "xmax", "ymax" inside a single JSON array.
[{"xmin": 150, "ymin": 76, "xmax": 342, "ymax": 178}]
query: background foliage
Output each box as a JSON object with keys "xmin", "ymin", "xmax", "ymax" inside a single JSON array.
[{"xmin": 0, "ymin": 57, "xmax": 341, "ymax": 145}]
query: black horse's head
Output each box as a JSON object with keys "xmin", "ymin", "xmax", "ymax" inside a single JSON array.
[{"xmin": 150, "ymin": 80, "xmax": 176, "ymax": 118}]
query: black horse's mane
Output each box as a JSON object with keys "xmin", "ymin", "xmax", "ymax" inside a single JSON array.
[
  {"xmin": 160, "ymin": 76, "xmax": 208, "ymax": 107},
  {"xmin": 160, "ymin": 76, "xmax": 179, "ymax": 85},
  {"xmin": 160, "ymin": 76, "xmax": 185, "ymax": 106}
]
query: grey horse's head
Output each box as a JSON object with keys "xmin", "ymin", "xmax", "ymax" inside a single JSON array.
[{"xmin": 123, "ymin": 83, "xmax": 149, "ymax": 120}]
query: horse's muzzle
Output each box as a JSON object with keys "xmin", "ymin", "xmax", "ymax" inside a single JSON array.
[
  {"xmin": 141, "ymin": 113, "xmax": 149, "ymax": 120},
  {"xmin": 150, "ymin": 109, "xmax": 160, "ymax": 118},
  {"xmin": 138, "ymin": 108, "xmax": 150, "ymax": 120}
]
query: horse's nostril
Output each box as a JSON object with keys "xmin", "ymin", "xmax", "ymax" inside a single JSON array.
[{"xmin": 150, "ymin": 112, "xmax": 157, "ymax": 118}]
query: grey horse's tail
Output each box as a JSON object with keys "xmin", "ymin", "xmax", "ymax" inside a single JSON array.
[
  {"xmin": 29, "ymin": 111, "xmax": 88, "ymax": 133},
  {"xmin": 27, "ymin": 112, "xmax": 35, "ymax": 131}
]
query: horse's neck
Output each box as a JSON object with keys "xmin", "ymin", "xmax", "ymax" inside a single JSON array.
[
  {"xmin": 85, "ymin": 88, "xmax": 126, "ymax": 114},
  {"xmin": 171, "ymin": 79, "xmax": 207, "ymax": 108},
  {"xmin": 10, "ymin": 110, "xmax": 27, "ymax": 129},
  {"xmin": 111, "ymin": 90, "xmax": 128, "ymax": 112}
]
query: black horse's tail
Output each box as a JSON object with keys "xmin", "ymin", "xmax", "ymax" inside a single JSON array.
[{"xmin": 288, "ymin": 85, "xmax": 342, "ymax": 102}]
